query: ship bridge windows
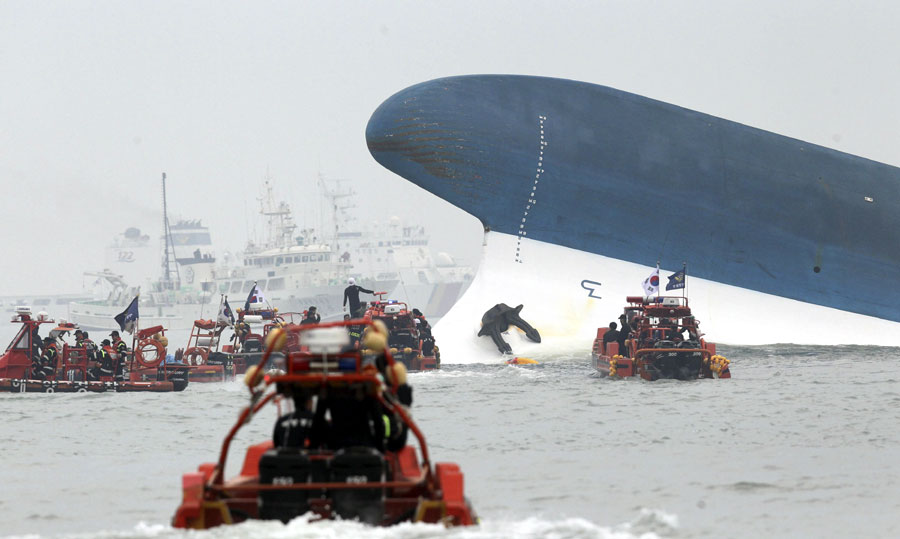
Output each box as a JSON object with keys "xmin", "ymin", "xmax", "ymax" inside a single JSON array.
[
  {"xmin": 268, "ymin": 277, "xmax": 285, "ymax": 291},
  {"xmin": 243, "ymin": 281, "xmax": 255, "ymax": 293},
  {"xmin": 230, "ymin": 281, "xmax": 242, "ymax": 293},
  {"xmin": 302, "ymin": 255, "xmax": 309, "ymax": 262},
  {"xmin": 276, "ymin": 256, "xmax": 283, "ymax": 266},
  {"xmin": 6, "ymin": 325, "xmax": 29, "ymax": 352},
  {"xmin": 257, "ymin": 279, "xmax": 267, "ymax": 290}
]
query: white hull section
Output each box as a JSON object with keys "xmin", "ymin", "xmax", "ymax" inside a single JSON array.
[
  {"xmin": 435, "ymin": 232, "xmax": 900, "ymax": 364},
  {"xmin": 383, "ymin": 280, "xmax": 471, "ymax": 324},
  {"xmin": 67, "ymin": 302, "xmax": 213, "ymax": 332}
]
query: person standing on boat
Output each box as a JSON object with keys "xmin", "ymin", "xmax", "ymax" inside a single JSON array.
[
  {"xmin": 300, "ymin": 306, "xmax": 321, "ymax": 325},
  {"xmin": 412, "ymin": 308, "xmax": 435, "ymax": 356},
  {"xmin": 602, "ymin": 322, "xmax": 621, "ymax": 355},
  {"xmin": 94, "ymin": 339, "xmax": 115, "ymax": 379},
  {"xmin": 616, "ymin": 314, "xmax": 632, "ymax": 357},
  {"xmin": 81, "ymin": 331, "xmax": 98, "ymax": 364},
  {"xmin": 343, "ymin": 278, "xmax": 374, "ymax": 318},
  {"xmin": 30, "ymin": 325, "xmax": 44, "ymax": 363},
  {"xmin": 110, "ymin": 330, "xmax": 128, "ymax": 382}
]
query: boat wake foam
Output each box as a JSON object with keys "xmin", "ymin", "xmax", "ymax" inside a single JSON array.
[{"xmin": 45, "ymin": 513, "xmax": 676, "ymax": 539}]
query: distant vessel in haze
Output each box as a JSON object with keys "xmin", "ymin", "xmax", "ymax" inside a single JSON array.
[
  {"xmin": 214, "ymin": 177, "xmax": 472, "ymax": 322},
  {"xmin": 69, "ymin": 174, "xmax": 473, "ymax": 331},
  {"xmin": 68, "ymin": 174, "xmax": 219, "ymax": 331},
  {"xmin": 366, "ymin": 75, "xmax": 900, "ymax": 349}
]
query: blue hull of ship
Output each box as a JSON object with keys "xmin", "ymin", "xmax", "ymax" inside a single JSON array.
[{"xmin": 366, "ymin": 75, "xmax": 900, "ymax": 323}]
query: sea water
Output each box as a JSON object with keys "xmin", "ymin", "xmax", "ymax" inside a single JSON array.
[{"xmin": 2, "ymin": 342, "xmax": 899, "ymax": 538}]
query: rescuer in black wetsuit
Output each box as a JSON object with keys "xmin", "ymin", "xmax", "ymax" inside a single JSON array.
[{"xmin": 343, "ymin": 278, "xmax": 374, "ymax": 318}]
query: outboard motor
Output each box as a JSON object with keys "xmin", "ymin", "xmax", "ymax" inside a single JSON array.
[
  {"xmin": 243, "ymin": 338, "xmax": 262, "ymax": 353},
  {"xmin": 206, "ymin": 351, "xmax": 234, "ymax": 377},
  {"xmin": 258, "ymin": 448, "xmax": 312, "ymax": 522},
  {"xmin": 159, "ymin": 366, "xmax": 189, "ymax": 391},
  {"xmin": 329, "ymin": 447, "xmax": 385, "ymax": 524}
]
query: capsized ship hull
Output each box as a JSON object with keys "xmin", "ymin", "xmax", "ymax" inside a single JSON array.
[{"xmin": 366, "ymin": 75, "xmax": 900, "ymax": 349}]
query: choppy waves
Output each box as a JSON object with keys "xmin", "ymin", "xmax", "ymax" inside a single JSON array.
[{"xmin": 3, "ymin": 345, "xmax": 900, "ymax": 538}]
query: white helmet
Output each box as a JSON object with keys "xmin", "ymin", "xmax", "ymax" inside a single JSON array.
[
  {"xmin": 37, "ymin": 311, "xmax": 49, "ymax": 321},
  {"xmin": 348, "ymin": 277, "xmax": 356, "ymax": 285}
]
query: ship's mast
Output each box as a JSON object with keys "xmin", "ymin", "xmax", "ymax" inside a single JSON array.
[
  {"xmin": 161, "ymin": 172, "xmax": 181, "ymax": 289},
  {"xmin": 318, "ymin": 173, "xmax": 356, "ymax": 242},
  {"xmin": 257, "ymin": 172, "xmax": 297, "ymax": 250}
]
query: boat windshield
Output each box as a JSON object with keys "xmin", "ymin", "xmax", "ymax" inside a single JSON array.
[{"xmin": 6, "ymin": 325, "xmax": 30, "ymax": 352}]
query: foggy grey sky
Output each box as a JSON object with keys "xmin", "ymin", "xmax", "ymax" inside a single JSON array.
[{"xmin": 2, "ymin": 1, "xmax": 898, "ymax": 295}]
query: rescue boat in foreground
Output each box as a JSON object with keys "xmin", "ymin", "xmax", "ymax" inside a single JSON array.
[
  {"xmin": 172, "ymin": 320, "xmax": 476, "ymax": 529},
  {"xmin": 0, "ymin": 307, "xmax": 188, "ymax": 393},
  {"xmin": 591, "ymin": 296, "xmax": 730, "ymax": 380}
]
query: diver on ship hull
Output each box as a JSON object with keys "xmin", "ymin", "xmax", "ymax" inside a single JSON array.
[{"xmin": 477, "ymin": 303, "xmax": 541, "ymax": 354}]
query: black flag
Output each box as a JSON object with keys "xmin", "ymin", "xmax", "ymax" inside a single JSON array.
[{"xmin": 114, "ymin": 296, "xmax": 140, "ymax": 333}]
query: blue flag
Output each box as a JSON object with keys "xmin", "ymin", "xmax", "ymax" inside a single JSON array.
[
  {"xmin": 666, "ymin": 269, "xmax": 686, "ymax": 291},
  {"xmin": 114, "ymin": 296, "xmax": 140, "ymax": 333}
]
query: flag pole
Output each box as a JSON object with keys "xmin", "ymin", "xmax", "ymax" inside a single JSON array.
[
  {"xmin": 682, "ymin": 262, "xmax": 687, "ymax": 301},
  {"xmin": 132, "ymin": 294, "xmax": 140, "ymax": 373}
]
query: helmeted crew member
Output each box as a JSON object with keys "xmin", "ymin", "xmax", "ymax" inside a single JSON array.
[
  {"xmin": 300, "ymin": 306, "xmax": 321, "ymax": 325},
  {"xmin": 343, "ymin": 277, "xmax": 374, "ymax": 318},
  {"xmin": 33, "ymin": 337, "xmax": 59, "ymax": 380},
  {"xmin": 111, "ymin": 330, "xmax": 128, "ymax": 382},
  {"xmin": 602, "ymin": 322, "xmax": 621, "ymax": 354}
]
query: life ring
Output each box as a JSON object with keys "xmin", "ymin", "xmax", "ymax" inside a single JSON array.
[
  {"xmin": 183, "ymin": 347, "xmax": 209, "ymax": 366},
  {"xmin": 135, "ymin": 338, "xmax": 166, "ymax": 368}
]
